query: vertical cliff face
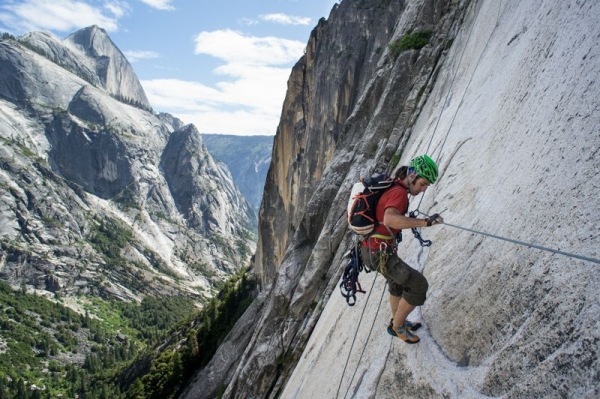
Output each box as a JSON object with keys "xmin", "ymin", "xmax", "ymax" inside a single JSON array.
[
  {"xmin": 256, "ymin": 0, "xmax": 413, "ymax": 286},
  {"xmin": 161, "ymin": 125, "xmax": 253, "ymax": 235},
  {"xmin": 183, "ymin": 0, "xmax": 599, "ymax": 398}
]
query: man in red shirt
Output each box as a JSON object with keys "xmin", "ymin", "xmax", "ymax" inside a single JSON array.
[{"xmin": 361, "ymin": 155, "xmax": 442, "ymax": 344}]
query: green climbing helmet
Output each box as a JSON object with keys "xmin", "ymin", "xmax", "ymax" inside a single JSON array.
[{"xmin": 410, "ymin": 154, "xmax": 439, "ymax": 184}]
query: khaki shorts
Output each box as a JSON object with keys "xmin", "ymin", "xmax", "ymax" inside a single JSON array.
[{"xmin": 361, "ymin": 247, "xmax": 429, "ymax": 306}]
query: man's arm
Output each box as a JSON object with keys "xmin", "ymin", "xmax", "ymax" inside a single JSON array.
[{"xmin": 382, "ymin": 207, "xmax": 442, "ymax": 229}]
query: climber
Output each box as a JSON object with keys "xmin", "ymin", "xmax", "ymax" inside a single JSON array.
[{"xmin": 360, "ymin": 155, "xmax": 443, "ymax": 344}]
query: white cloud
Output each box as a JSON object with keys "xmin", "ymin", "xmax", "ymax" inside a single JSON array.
[
  {"xmin": 0, "ymin": 0, "xmax": 120, "ymax": 33},
  {"xmin": 104, "ymin": 1, "xmax": 131, "ymax": 19},
  {"xmin": 141, "ymin": 79, "xmax": 223, "ymax": 112},
  {"xmin": 141, "ymin": 60, "xmax": 292, "ymax": 135},
  {"xmin": 124, "ymin": 49, "xmax": 160, "ymax": 63},
  {"xmin": 142, "ymin": 77, "xmax": 282, "ymax": 135},
  {"xmin": 142, "ymin": 29, "xmax": 306, "ymax": 135},
  {"xmin": 213, "ymin": 63, "xmax": 291, "ymax": 113},
  {"xmin": 239, "ymin": 17, "xmax": 259, "ymax": 26},
  {"xmin": 194, "ymin": 29, "xmax": 305, "ymax": 65},
  {"xmin": 138, "ymin": 0, "xmax": 175, "ymax": 11},
  {"xmin": 259, "ymin": 13, "xmax": 312, "ymax": 25},
  {"xmin": 175, "ymin": 109, "xmax": 280, "ymax": 136}
]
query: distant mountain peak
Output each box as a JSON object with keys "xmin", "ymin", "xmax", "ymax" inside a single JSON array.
[
  {"xmin": 63, "ymin": 25, "xmax": 150, "ymax": 108},
  {"xmin": 66, "ymin": 25, "xmax": 111, "ymax": 55}
]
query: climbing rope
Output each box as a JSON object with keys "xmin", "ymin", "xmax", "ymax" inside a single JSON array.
[
  {"xmin": 414, "ymin": 211, "xmax": 600, "ymax": 265},
  {"xmin": 427, "ymin": 0, "xmax": 504, "ymax": 162},
  {"xmin": 336, "ymin": 275, "xmax": 387, "ymax": 399},
  {"xmin": 334, "ymin": 4, "xmax": 512, "ymax": 397},
  {"xmin": 408, "ymin": 2, "xmax": 599, "ymax": 267},
  {"xmin": 342, "ymin": 281, "xmax": 388, "ymax": 399},
  {"xmin": 412, "ymin": 1, "xmax": 502, "ymax": 247},
  {"xmin": 417, "ymin": 0, "xmax": 504, "ymax": 208},
  {"xmin": 423, "ymin": 0, "xmax": 484, "ymax": 157},
  {"xmin": 444, "ymin": 220, "xmax": 600, "ymax": 265}
]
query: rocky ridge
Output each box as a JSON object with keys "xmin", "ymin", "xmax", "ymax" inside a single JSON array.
[{"xmin": 0, "ymin": 27, "xmax": 255, "ymax": 301}]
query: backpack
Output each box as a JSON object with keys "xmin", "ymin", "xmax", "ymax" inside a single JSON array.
[{"xmin": 346, "ymin": 173, "xmax": 396, "ymax": 236}]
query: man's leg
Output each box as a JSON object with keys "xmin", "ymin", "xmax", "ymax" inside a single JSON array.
[
  {"xmin": 389, "ymin": 294, "xmax": 400, "ymax": 317},
  {"xmin": 384, "ymin": 256, "xmax": 425, "ymax": 343},
  {"xmin": 392, "ymin": 297, "xmax": 415, "ymax": 330}
]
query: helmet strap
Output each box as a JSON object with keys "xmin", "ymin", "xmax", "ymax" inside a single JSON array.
[{"xmin": 406, "ymin": 172, "xmax": 418, "ymax": 192}]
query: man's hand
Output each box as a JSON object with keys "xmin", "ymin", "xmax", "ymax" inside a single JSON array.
[{"xmin": 426, "ymin": 213, "xmax": 444, "ymax": 226}]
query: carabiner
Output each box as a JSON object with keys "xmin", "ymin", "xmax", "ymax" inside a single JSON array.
[
  {"xmin": 378, "ymin": 241, "xmax": 388, "ymax": 253},
  {"xmin": 409, "ymin": 210, "xmax": 433, "ymax": 247}
]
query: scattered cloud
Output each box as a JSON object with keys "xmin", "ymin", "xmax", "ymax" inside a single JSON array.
[
  {"xmin": 138, "ymin": 0, "xmax": 175, "ymax": 11},
  {"xmin": 259, "ymin": 13, "xmax": 312, "ymax": 25},
  {"xmin": 180, "ymin": 108, "xmax": 280, "ymax": 136},
  {"xmin": 0, "ymin": 1, "xmax": 314, "ymax": 136},
  {"xmin": 104, "ymin": 1, "xmax": 131, "ymax": 19},
  {"xmin": 0, "ymin": 0, "xmax": 121, "ymax": 34},
  {"xmin": 141, "ymin": 29, "xmax": 305, "ymax": 135},
  {"xmin": 194, "ymin": 29, "xmax": 305, "ymax": 65},
  {"xmin": 142, "ymin": 62, "xmax": 292, "ymax": 135},
  {"xmin": 240, "ymin": 13, "xmax": 312, "ymax": 27},
  {"xmin": 238, "ymin": 17, "xmax": 259, "ymax": 26},
  {"xmin": 124, "ymin": 49, "xmax": 160, "ymax": 63}
]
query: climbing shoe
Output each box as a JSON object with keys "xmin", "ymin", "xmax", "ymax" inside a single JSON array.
[
  {"xmin": 391, "ymin": 323, "xmax": 420, "ymax": 344},
  {"xmin": 386, "ymin": 318, "xmax": 422, "ymax": 336}
]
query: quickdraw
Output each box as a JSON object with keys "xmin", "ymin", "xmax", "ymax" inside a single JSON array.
[{"xmin": 409, "ymin": 210, "xmax": 432, "ymax": 247}]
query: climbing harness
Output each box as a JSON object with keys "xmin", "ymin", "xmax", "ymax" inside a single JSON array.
[{"xmin": 339, "ymin": 236, "xmax": 396, "ymax": 306}]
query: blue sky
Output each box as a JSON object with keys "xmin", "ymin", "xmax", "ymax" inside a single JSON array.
[{"xmin": 0, "ymin": 0, "xmax": 339, "ymax": 135}]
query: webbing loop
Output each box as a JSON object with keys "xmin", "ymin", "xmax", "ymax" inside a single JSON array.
[{"xmin": 370, "ymin": 233, "xmax": 394, "ymax": 241}]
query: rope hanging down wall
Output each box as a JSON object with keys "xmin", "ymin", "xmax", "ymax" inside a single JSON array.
[
  {"xmin": 335, "ymin": 274, "xmax": 386, "ymax": 399},
  {"xmin": 414, "ymin": 0, "xmax": 504, "ymax": 214}
]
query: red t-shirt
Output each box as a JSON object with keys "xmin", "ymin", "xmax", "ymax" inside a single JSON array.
[{"xmin": 363, "ymin": 182, "xmax": 408, "ymax": 249}]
